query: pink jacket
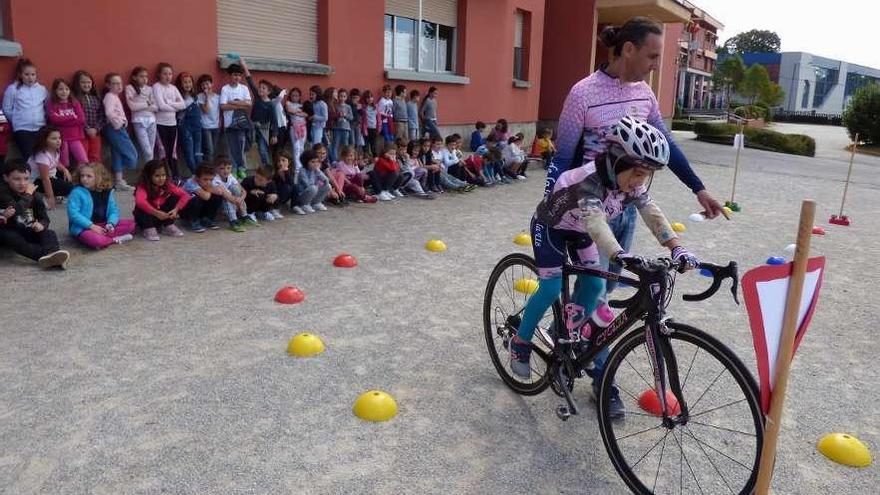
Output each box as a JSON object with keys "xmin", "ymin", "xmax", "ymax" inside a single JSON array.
[
  {"xmin": 103, "ymin": 92, "xmax": 128, "ymax": 130},
  {"xmin": 152, "ymin": 82, "xmax": 186, "ymax": 126},
  {"xmin": 45, "ymin": 99, "xmax": 86, "ymax": 141},
  {"xmin": 125, "ymin": 84, "xmax": 158, "ymax": 123}
]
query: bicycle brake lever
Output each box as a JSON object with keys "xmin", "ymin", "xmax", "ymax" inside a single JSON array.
[
  {"xmin": 729, "ymin": 262, "xmax": 740, "ymax": 305},
  {"xmin": 682, "ymin": 261, "xmax": 736, "ymax": 302}
]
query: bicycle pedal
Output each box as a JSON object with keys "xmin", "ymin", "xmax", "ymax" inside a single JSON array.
[{"xmin": 556, "ymin": 405, "xmax": 571, "ymax": 421}]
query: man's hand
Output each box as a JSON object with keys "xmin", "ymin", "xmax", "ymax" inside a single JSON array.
[
  {"xmin": 154, "ymin": 210, "xmax": 169, "ymax": 220},
  {"xmin": 89, "ymin": 224, "xmax": 106, "ymax": 235},
  {"xmin": 2, "ymin": 206, "xmax": 14, "ymax": 220},
  {"xmin": 31, "ymin": 221, "xmax": 45, "ymax": 232},
  {"xmin": 86, "ymin": 127, "xmax": 98, "ymax": 138},
  {"xmin": 671, "ymin": 246, "xmax": 700, "ymax": 273},
  {"xmin": 696, "ymin": 190, "xmax": 727, "ymax": 220},
  {"xmin": 250, "ymin": 189, "xmax": 265, "ymax": 197},
  {"xmin": 266, "ymin": 193, "xmax": 278, "ymax": 204}
]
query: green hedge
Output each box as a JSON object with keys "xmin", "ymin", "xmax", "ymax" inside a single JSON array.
[
  {"xmin": 671, "ymin": 119, "xmax": 695, "ymax": 131},
  {"xmin": 693, "ymin": 122, "xmax": 815, "ymax": 157},
  {"xmin": 733, "ymin": 105, "xmax": 770, "ymax": 121}
]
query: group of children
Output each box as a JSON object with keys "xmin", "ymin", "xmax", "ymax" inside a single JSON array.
[{"xmin": 0, "ymin": 56, "xmax": 558, "ymax": 269}]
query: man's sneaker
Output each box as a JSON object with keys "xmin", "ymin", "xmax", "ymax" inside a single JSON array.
[
  {"xmin": 242, "ymin": 214, "xmax": 259, "ymax": 226},
  {"xmin": 312, "ymin": 202, "xmax": 328, "ymax": 211},
  {"xmin": 516, "ymin": 175, "xmax": 527, "ymax": 181},
  {"xmin": 270, "ymin": 209, "xmax": 284, "ymax": 219},
  {"xmin": 201, "ymin": 218, "xmax": 219, "ymax": 230},
  {"xmin": 292, "ymin": 205, "xmax": 307, "ymax": 215},
  {"xmin": 163, "ymin": 224, "xmax": 184, "ymax": 237},
  {"xmin": 114, "ymin": 180, "xmax": 134, "ymax": 191},
  {"xmin": 261, "ymin": 211, "xmax": 276, "ymax": 221},
  {"xmin": 142, "ymin": 227, "xmax": 160, "ymax": 241},
  {"xmin": 38, "ymin": 249, "xmax": 69, "ymax": 269},
  {"xmin": 190, "ymin": 220, "xmax": 206, "ymax": 233},
  {"xmin": 229, "ymin": 221, "xmax": 246, "ymax": 233},
  {"xmin": 302, "ymin": 205, "xmax": 315, "ymax": 214},
  {"xmin": 592, "ymin": 383, "xmax": 626, "ymax": 420},
  {"xmin": 392, "ymin": 189, "xmax": 404, "ymax": 198},
  {"xmin": 112, "ymin": 233, "xmax": 134, "ymax": 244},
  {"xmin": 377, "ymin": 191, "xmax": 393, "ymax": 201},
  {"xmin": 508, "ymin": 335, "xmax": 532, "ymax": 379}
]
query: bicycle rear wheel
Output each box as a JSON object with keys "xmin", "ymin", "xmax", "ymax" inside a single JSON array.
[
  {"xmin": 482, "ymin": 253, "xmax": 561, "ymax": 395},
  {"xmin": 597, "ymin": 323, "xmax": 763, "ymax": 494}
]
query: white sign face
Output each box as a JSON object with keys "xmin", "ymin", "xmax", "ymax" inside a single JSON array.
[
  {"xmin": 733, "ymin": 133, "xmax": 745, "ymax": 150},
  {"xmin": 755, "ymin": 268, "xmax": 822, "ymax": 388}
]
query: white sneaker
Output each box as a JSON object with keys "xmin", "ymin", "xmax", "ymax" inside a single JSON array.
[
  {"xmin": 378, "ymin": 191, "xmax": 393, "ymax": 201},
  {"xmin": 270, "ymin": 209, "xmax": 284, "ymax": 219},
  {"xmin": 516, "ymin": 175, "xmax": 527, "ymax": 181},
  {"xmin": 292, "ymin": 206, "xmax": 307, "ymax": 215},
  {"xmin": 38, "ymin": 249, "xmax": 70, "ymax": 269},
  {"xmin": 114, "ymin": 180, "xmax": 134, "ymax": 191},
  {"xmin": 112, "ymin": 233, "xmax": 134, "ymax": 244},
  {"xmin": 312, "ymin": 203, "xmax": 328, "ymax": 211},
  {"xmin": 302, "ymin": 205, "xmax": 315, "ymax": 214},
  {"xmin": 262, "ymin": 211, "xmax": 276, "ymax": 221},
  {"xmin": 393, "ymin": 189, "xmax": 404, "ymax": 198}
]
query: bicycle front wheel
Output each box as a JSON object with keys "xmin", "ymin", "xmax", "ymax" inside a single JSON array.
[
  {"xmin": 482, "ymin": 253, "xmax": 561, "ymax": 395},
  {"xmin": 597, "ymin": 323, "xmax": 763, "ymax": 495}
]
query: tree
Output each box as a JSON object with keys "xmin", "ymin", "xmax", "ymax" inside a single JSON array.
[
  {"xmin": 843, "ymin": 83, "xmax": 880, "ymax": 145},
  {"xmin": 712, "ymin": 55, "xmax": 745, "ymax": 109},
  {"xmin": 740, "ymin": 64, "xmax": 771, "ymax": 104},
  {"xmin": 722, "ymin": 29, "xmax": 781, "ymax": 54},
  {"xmin": 759, "ymin": 82, "xmax": 785, "ymax": 107}
]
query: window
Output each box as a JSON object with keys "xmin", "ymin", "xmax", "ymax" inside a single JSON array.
[
  {"xmin": 513, "ymin": 11, "xmax": 524, "ymax": 80},
  {"xmin": 218, "ymin": 0, "xmax": 318, "ymax": 63},
  {"xmin": 385, "ymin": 1, "xmax": 458, "ymax": 74}
]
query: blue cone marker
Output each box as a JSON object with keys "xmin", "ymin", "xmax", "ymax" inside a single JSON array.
[
  {"xmin": 699, "ymin": 268, "xmax": 713, "ymax": 277},
  {"xmin": 766, "ymin": 256, "xmax": 785, "ymax": 265}
]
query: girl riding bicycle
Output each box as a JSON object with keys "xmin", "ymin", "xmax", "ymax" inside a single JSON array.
[{"xmin": 510, "ymin": 116, "xmax": 699, "ymax": 415}]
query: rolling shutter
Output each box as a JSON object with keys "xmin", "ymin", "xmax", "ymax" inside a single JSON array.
[
  {"xmin": 514, "ymin": 10, "xmax": 524, "ymax": 48},
  {"xmin": 423, "ymin": 0, "xmax": 458, "ymax": 27},
  {"xmin": 386, "ymin": 0, "xmax": 419, "ymax": 19},
  {"xmin": 218, "ymin": 0, "xmax": 318, "ymax": 63}
]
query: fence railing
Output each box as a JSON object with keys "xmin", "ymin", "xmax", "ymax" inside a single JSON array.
[{"xmin": 772, "ymin": 110, "xmax": 843, "ymax": 126}]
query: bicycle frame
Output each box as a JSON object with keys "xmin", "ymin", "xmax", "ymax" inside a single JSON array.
[{"xmin": 552, "ymin": 261, "xmax": 686, "ymax": 422}]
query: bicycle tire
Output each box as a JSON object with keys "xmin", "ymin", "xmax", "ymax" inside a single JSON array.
[
  {"xmin": 597, "ymin": 322, "xmax": 764, "ymax": 494},
  {"xmin": 482, "ymin": 253, "xmax": 562, "ymax": 395}
]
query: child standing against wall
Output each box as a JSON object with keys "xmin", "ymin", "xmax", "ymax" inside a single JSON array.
[
  {"xmin": 72, "ymin": 70, "xmax": 106, "ymax": 163},
  {"xmin": 126, "ymin": 66, "xmax": 158, "ymax": 162},
  {"xmin": 175, "ymin": 72, "xmax": 203, "ymax": 175},
  {"xmin": 153, "ymin": 63, "xmax": 187, "ymax": 180},
  {"xmin": 2, "ymin": 59, "xmax": 47, "ymax": 161},
  {"xmin": 45, "ymin": 78, "xmax": 88, "ymax": 169},
  {"xmin": 197, "ymin": 74, "xmax": 221, "ymax": 163}
]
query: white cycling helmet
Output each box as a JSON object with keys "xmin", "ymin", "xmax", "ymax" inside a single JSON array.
[{"xmin": 606, "ymin": 116, "xmax": 670, "ymax": 169}]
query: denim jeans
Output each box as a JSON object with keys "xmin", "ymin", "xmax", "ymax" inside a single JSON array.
[
  {"xmin": 202, "ymin": 128, "xmax": 220, "ymax": 163},
  {"xmin": 310, "ymin": 124, "xmax": 324, "ymax": 146},
  {"xmin": 225, "ymin": 128, "xmax": 248, "ymax": 173},
  {"xmin": 254, "ymin": 127, "xmax": 271, "ymax": 166},
  {"xmin": 178, "ymin": 122, "xmax": 203, "ymax": 174},
  {"xmin": 102, "ymin": 125, "xmax": 139, "ymax": 173},
  {"xmin": 330, "ymin": 128, "xmax": 350, "ymax": 163},
  {"xmin": 297, "ymin": 183, "xmax": 330, "ymax": 206}
]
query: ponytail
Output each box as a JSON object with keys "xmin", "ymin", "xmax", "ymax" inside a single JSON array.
[{"xmin": 599, "ymin": 17, "xmax": 663, "ymax": 57}]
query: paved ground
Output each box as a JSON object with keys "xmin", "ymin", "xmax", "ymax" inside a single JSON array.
[{"xmin": 1, "ymin": 123, "xmax": 878, "ymax": 494}]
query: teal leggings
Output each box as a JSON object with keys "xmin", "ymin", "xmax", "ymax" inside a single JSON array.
[{"xmin": 517, "ymin": 274, "xmax": 606, "ymax": 342}]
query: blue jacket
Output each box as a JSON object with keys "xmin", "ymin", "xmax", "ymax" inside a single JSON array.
[{"xmin": 67, "ymin": 185, "xmax": 120, "ymax": 236}]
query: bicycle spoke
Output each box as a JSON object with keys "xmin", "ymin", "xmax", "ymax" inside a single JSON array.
[
  {"xmin": 679, "ymin": 429, "xmax": 684, "ymax": 495},
  {"xmin": 617, "ymin": 423, "xmax": 665, "ymax": 442},
  {"xmin": 683, "ymin": 425, "xmax": 735, "ymax": 494},
  {"xmin": 672, "ymin": 426, "xmax": 705, "ymax": 495},
  {"xmin": 689, "ymin": 398, "xmax": 747, "ymax": 419},
  {"xmin": 683, "ymin": 425, "xmax": 754, "ymax": 472},
  {"xmin": 680, "ymin": 345, "xmax": 700, "ymax": 392},
  {"xmin": 617, "ymin": 383, "xmax": 642, "ymax": 403},
  {"xmin": 688, "ymin": 419, "xmax": 756, "ymax": 437},
  {"xmin": 624, "ymin": 355, "xmax": 655, "ymax": 391},
  {"xmin": 653, "ymin": 428, "xmax": 670, "ymax": 493},
  {"xmin": 631, "ymin": 429, "xmax": 671, "ymax": 470},
  {"xmin": 687, "ymin": 366, "xmax": 727, "ymax": 413}
]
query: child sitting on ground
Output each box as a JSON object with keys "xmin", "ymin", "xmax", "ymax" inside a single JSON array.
[
  {"xmin": 294, "ymin": 150, "xmax": 331, "ymax": 214},
  {"xmin": 28, "ymin": 126, "xmax": 73, "ymax": 209},
  {"xmin": 535, "ymin": 127, "xmax": 556, "ymax": 163},
  {"xmin": 419, "ymin": 138, "xmax": 442, "ymax": 193},
  {"xmin": 67, "ymin": 163, "xmax": 135, "ymax": 248},
  {"xmin": 313, "ymin": 143, "xmax": 347, "ymax": 206},
  {"xmin": 272, "ymin": 151, "xmax": 298, "ymax": 212},
  {"xmin": 502, "ymin": 134, "xmax": 528, "ymax": 180},
  {"xmin": 395, "ymin": 140, "xmax": 433, "ymax": 198},
  {"xmin": 333, "ymin": 146, "xmax": 377, "ymax": 203},
  {"xmin": 212, "ymin": 155, "xmax": 256, "ymax": 232},
  {"xmin": 0, "ymin": 160, "xmax": 69, "ymax": 268},
  {"xmin": 436, "ymin": 136, "xmax": 475, "ymax": 192},
  {"xmin": 132, "ymin": 159, "xmax": 189, "ymax": 241},
  {"xmin": 372, "ymin": 142, "xmax": 407, "ymax": 200},
  {"xmin": 241, "ymin": 166, "xmax": 280, "ymax": 221},
  {"xmin": 181, "ymin": 163, "xmax": 224, "ymax": 232}
]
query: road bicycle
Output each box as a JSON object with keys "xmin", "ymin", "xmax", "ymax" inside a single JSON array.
[{"xmin": 483, "ymin": 253, "xmax": 764, "ymax": 494}]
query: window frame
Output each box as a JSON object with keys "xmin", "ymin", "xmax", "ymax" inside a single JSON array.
[
  {"xmin": 384, "ymin": 13, "xmax": 457, "ymax": 75},
  {"xmin": 512, "ymin": 9, "xmax": 531, "ymax": 85}
]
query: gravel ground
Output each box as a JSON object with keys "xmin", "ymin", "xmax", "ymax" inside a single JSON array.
[{"xmin": 1, "ymin": 124, "xmax": 877, "ymax": 494}]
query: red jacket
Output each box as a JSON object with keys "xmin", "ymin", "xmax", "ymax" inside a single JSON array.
[
  {"xmin": 0, "ymin": 121, "xmax": 9, "ymax": 155},
  {"xmin": 374, "ymin": 156, "xmax": 399, "ymax": 174},
  {"xmin": 134, "ymin": 182, "xmax": 190, "ymax": 214}
]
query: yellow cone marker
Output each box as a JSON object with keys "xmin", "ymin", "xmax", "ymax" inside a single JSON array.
[
  {"xmin": 425, "ymin": 239, "xmax": 447, "ymax": 252},
  {"xmin": 671, "ymin": 222, "xmax": 686, "ymax": 233},
  {"xmin": 513, "ymin": 232, "xmax": 531, "ymax": 246},
  {"xmin": 818, "ymin": 433, "xmax": 872, "ymax": 467},
  {"xmin": 513, "ymin": 278, "xmax": 539, "ymax": 295},
  {"xmin": 353, "ymin": 390, "xmax": 398, "ymax": 422},
  {"xmin": 722, "ymin": 206, "xmax": 734, "ymax": 216},
  {"xmin": 287, "ymin": 333, "xmax": 325, "ymax": 357}
]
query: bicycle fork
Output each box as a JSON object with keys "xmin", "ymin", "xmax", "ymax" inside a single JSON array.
[{"xmin": 647, "ymin": 322, "xmax": 690, "ymax": 426}]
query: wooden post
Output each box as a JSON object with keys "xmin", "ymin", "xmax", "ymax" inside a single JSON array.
[
  {"xmin": 755, "ymin": 200, "xmax": 816, "ymax": 495},
  {"xmin": 838, "ymin": 133, "xmax": 858, "ymax": 217},
  {"xmin": 730, "ymin": 123, "xmax": 744, "ymax": 203}
]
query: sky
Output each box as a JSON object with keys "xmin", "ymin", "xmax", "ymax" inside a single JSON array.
[{"xmin": 692, "ymin": 0, "xmax": 879, "ymax": 69}]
